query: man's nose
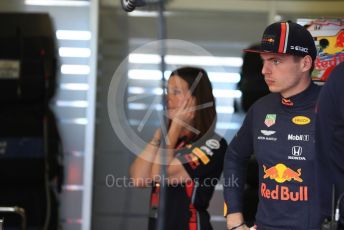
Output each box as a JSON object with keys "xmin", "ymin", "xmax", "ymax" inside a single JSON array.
[{"xmin": 261, "ymin": 62, "xmax": 270, "ymax": 75}]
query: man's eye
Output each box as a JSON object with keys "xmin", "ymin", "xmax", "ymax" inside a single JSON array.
[{"xmin": 272, "ymin": 59, "xmax": 281, "ymax": 65}]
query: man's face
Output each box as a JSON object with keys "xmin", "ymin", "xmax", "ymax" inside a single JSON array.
[{"xmin": 260, "ymin": 53, "xmax": 308, "ymax": 98}]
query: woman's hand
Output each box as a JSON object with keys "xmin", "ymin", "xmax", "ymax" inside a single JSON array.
[
  {"xmin": 151, "ymin": 128, "xmax": 161, "ymax": 144},
  {"xmin": 170, "ymin": 96, "xmax": 196, "ymax": 126}
]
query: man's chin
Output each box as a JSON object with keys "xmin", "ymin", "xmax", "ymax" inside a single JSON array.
[{"xmin": 268, "ymin": 87, "xmax": 279, "ymax": 93}]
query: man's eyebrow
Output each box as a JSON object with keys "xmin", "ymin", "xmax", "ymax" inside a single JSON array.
[
  {"xmin": 261, "ymin": 57, "xmax": 274, "ymax": 61},
  {"xmin": 266, "ymin": 56, "xmax": 283, "ymax": 61}
]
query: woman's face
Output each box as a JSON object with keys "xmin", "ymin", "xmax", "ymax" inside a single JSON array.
[{"xmin": 166, "ymin": 75, "xmax": 194, "ymax": 119}]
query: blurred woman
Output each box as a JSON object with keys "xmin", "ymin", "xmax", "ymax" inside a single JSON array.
[{"xmin": 130, "ymin": 66, "xmax": 227, "ymax": 230}]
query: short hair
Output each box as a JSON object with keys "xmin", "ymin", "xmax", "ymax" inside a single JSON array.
[{"xmin": 292, "ymin": 55, "xmax": 315, "ymax": 74}]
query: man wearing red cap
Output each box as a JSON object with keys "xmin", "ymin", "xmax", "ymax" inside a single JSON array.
[{"xmin": 223, "ymin": 21, "xmax": 328, "ymax": 230}]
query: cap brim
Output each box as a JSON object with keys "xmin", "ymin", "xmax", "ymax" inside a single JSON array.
[
  {"xmin": 243, "ymin": 48, "xmax": 276, "ymax": 55},
  {"xmin": 243, "ymin": 49, "xmax": 292, "ymax": 56}
]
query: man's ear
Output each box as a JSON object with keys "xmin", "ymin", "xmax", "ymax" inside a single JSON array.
[{"xmin": 302, "ymin": 55, "xmax": 313, "ymax": 72}]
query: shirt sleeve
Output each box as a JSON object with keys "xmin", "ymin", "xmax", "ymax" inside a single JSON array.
[
  {"xmin": 223, "ymin": 108, "xmax": 254, "ymax": 215},
  {"xmin": 175, "ymin": 135, "xmax": 227, "ymax": 181},
  {"xmin": 316, "ymin": 63, "xmax": 344, "ymax": 216}
]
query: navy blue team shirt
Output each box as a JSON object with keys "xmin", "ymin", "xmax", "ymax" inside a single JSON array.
[
  {"xmin": 224, "ymin": 82, "xmax": 327, "ymax": 229},
  {"xmin": 316, "ymin": 62, "xmax": 344, "ymax": 229}
]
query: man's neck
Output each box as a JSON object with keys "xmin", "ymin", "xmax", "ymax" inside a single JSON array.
[{"xmin": 281, "ymin": 76, "xmax": 311, "ymax": 98}]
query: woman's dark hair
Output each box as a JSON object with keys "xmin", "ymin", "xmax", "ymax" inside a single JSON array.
[{"xmin": 170, "ymin": 66, "xmax": 217, "ymax": 138}]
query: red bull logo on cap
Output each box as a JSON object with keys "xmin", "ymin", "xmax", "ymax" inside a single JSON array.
[
  {"xmin": 261, "ymin": 163, "xmax": 308, "ymax": 201},
  {"xmin": 262, "ymin": 36, "xmax": 275, "ymax": 44}
]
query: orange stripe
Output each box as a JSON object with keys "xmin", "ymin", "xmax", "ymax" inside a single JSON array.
[
  {"xmin": 192, "ymin": 147, "xmax": 210, "ymax": 165},
  {"xmin": 278, "ymin": 22, "xmax": 287, "ymax": 53}
]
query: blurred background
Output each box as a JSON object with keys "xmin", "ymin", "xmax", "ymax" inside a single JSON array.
[{"xmin": 0, "ymin": 1, "xmax": 343, "ymax": 230}]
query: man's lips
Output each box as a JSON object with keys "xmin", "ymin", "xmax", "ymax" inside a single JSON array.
[{"xmin": 265, "ymin": 78, "xmax": 275, "ymax": 85}]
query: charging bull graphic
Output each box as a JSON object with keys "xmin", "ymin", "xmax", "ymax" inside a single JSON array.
[
  {"xmin": 263, "ymin": 163, "xmax": 303, "ymax": 183},
  {"xmin": 261, "ymin": 163, "xmax": 308, "ymax": 201}
]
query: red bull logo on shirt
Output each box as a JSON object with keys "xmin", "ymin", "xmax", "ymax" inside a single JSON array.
[
  {"xmin": 263, "ymin": 163, "xmax": 302, "ymax": 183},
  {"xmin": 261, "ymin": 163, "xmax": 308, "ymax": 201}
]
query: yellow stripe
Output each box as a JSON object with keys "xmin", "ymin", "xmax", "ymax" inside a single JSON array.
[
  {"xmin": 192, "ymin": 147, "xmax": 210, "ymax": 165},
  {"xmin": 224, "ymin": 202, "xmax": 228, "ymax": 216}
]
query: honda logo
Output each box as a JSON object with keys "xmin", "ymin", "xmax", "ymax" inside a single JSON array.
[{"xmin": 292, "ymin": 146, "xmax": 302, "ymax": 156}]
